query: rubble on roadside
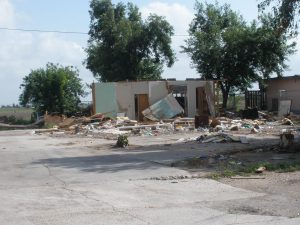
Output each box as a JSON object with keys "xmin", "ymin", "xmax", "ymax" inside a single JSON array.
[{"xmin": 34, "ymin": 111, "xmax": 299, "ymax": 142}]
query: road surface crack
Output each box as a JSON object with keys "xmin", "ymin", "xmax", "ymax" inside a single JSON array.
[{"xmin": 43, "ymin": 163, "xmax": 67, "ymax": 187}]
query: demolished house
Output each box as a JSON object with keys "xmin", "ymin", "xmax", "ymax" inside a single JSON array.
[{"xmin": 92, "ymin": 80, "xmax": 215, "ymax": 121}]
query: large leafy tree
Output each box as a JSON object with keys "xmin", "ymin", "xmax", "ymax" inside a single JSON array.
[
  {"xmin": 19, "ymin": 63, "xmax": 85, "ymax": 114},
  {"xmin": 85, "ymin": 0, "xmax": 175, "ymax": 82},
  {"xmin": 259, "ymin": 0, "xmax": 300, "ymax": 35},
  {"xmin": 182, "ymin": 2, "xmax": 295, "ymax": 108}
]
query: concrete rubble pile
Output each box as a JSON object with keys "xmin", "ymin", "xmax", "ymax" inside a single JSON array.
[{"xmin": 39, "ymin": 113, "xmax": 191, "ymax": 138}]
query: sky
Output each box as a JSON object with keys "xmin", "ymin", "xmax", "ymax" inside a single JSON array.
[{"xmin": 0, "ymin": 0, "xmax": 299, "ymax": 105}]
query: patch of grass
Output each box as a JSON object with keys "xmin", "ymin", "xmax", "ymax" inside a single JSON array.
[
  {"xmin": 206, "ymin": 161, "xmax": 300, "ymax": 179},
  {"xmin": 238, "ymin": 161, "xmax": 300, "ymax": 173},
  {"xmin": 207, "ymin": 169, "xmax": 237, "ymax": 180},
  {"xmin": 206, "ymin": 173, "xmax": 221, "ymax": 180},
  {"xmin": 222, "ymin": 169, "xmax": 236, "ymax": 177}
]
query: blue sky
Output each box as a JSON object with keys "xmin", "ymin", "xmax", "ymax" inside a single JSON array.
[{"xmin": 0, "ymin": 0, "xmax": 299, "ymax": 105}]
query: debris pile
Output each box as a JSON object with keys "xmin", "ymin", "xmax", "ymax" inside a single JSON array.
[
  {"xmin": 206, "ymin": 116, "xmax": 297, "ymax": 135},
  {"xmin": 35, "ymin": 111, "xmax": 299, "ymax": 142},
  {"xmin": 39, "ymin": 114, "xmax": 193, "ymax": 138}
]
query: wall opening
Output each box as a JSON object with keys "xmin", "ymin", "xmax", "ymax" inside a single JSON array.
[
  {"xmin": 272, "ymin": 98, "xmax": 278, "ymax": 111},
  {"xmin": 169, "ymin": 85, "xmax": 187, "ymax": 116}
]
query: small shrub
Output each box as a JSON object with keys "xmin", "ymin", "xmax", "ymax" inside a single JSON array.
[
  {"xmin": 43, "ymin": 122, "xmax": 56, "ymax": 129},
  {"xmin": 116, "ymin": 135, "xmax": 129, "ymax": 148}
]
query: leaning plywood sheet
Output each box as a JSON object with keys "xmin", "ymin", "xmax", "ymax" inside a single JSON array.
[
  {"xmin": 205, "ymin": 81, "xmax": 216, "ymax": 117},
  {"xmin": 142, "ymin": 94, "xmax": 184, "ymax": 121},
  {"xmin": 278, "ymin": 100, "xmax": 292, "ymax": 117}
]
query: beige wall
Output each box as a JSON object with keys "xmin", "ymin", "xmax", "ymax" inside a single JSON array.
[
  {"xmin": 266, "ymin": 77, "xmax": 300, "ymax": 113},
  {"xmin": 148, "ymin": 81, "xmax": 169, "ymax": 104},
  {"xmin": 116, "ymin": 81, "xmax": 149, "ymax": 119},
  {"xmin": 115, "ymin": 81, "xmax": 173, "ymax": 119}
]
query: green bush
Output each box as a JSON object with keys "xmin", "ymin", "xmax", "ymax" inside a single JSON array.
[{"xmin": 116, "ymin": 135, "xmax": 129, "ymax": 148}]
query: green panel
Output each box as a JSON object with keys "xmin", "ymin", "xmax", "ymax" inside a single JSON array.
[{"xmin": 95, "ymin": 83, "xmax": 118, "ymax": 117}]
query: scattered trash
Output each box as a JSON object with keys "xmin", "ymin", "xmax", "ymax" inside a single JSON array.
[
  {"xmin": 228, "ymin": 160, "xmax": 242, "ymax": 165},
  {"xmin": 229, "ymin": 125, "xmax": 239, "ymax": 131},
  {"xmin": 197, "ymin": 133, "xmax": 246, "ymax": 143},
  {"xmin": 282, "ymin": 118, "xmax": 294, "ymax": 126},
  {"xmin": 214, "ymin": 125, "xmax": 224, "ymax": 132},
  {"xmin": 255, "ymin": 166, "xmax": 266, "ymax": 173},
  {"xmin": 254, "ymin": 123, "xmax": 260, "ymax": 129},
  {"xmin": 251, "ymin": 128, "xmax": 259, "ymax": 134}
]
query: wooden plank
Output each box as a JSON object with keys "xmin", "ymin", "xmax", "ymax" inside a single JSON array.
[
  {"xmin": 196, "ymin": 87, "xmax": 209, "ymax": 116},
  {"xmin": 136, "ymin": 94, "xmax": 149, "ymax": 121},
  {"xmin": 205, "ymin": 82, "xmax": 216, "ymax": 117}
]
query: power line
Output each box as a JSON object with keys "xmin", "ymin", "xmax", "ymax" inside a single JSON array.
[
  {"xmin": 0, "ymin": 27, "xmax": 189, "ymax": 36},
  {"xmin": 0, "ymin": 27, "xmax": 88, "ymax": 35}
]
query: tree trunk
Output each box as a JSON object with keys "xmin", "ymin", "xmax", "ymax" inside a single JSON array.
[
  {"xmin": 220, "ymin": 82, "xmax": 230, "ymax": 109},
  {"xmin": 222, "ymin": 92, "xmax": 229, "ymax": 109}
]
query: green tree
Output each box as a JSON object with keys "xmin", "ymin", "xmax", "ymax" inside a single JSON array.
[
  {"xmin": 182, "ymin": 2, "xmax": 295, "ymax": 108},
  {"xmin": 19, "ymin": 63, "xmax": 85, "ymax": 114},
  {"xmin": 85, "ymin": 0, "xmax": 175, "ymax": 82},
  {"xmin": 259, "ymin": 0, "xmax": 300, "ymax": 35}
]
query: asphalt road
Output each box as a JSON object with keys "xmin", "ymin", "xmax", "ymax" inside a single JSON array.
[{"xmin": 0, "ymin": 130, "xmax": 299, "ymax": 225}]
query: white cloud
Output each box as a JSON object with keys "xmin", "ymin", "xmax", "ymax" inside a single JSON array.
[
  {"xmin": 140, "ymin": 1, "xmax": 197, "ymax": 79},
  {"xmin": 0, "ymin": 0, "xmax": 93, "ymax": 105},
  {"xmin": 285, "ymin": 41, "xmax": 300, "ymax": 76},
  {"xmin": 141, "ymin": 2, "xmax": 193, "ymax": 35},
  {"xmin": 0, "ymin": 0, "xmax": 15, "ymax": 27}
]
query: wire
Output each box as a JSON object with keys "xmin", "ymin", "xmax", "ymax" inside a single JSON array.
[
  {"xmin": 0, "ymin": 27, "xmax": 189, "ymax": 36},
  {"xmin": 0, "ymin": 27, "xmax": 88, "ymax": 35}
]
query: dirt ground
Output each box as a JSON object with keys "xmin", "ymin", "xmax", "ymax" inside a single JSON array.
[{"xmin": 216, "ymin": 171, "xmax": 300, "ymax": 218}]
